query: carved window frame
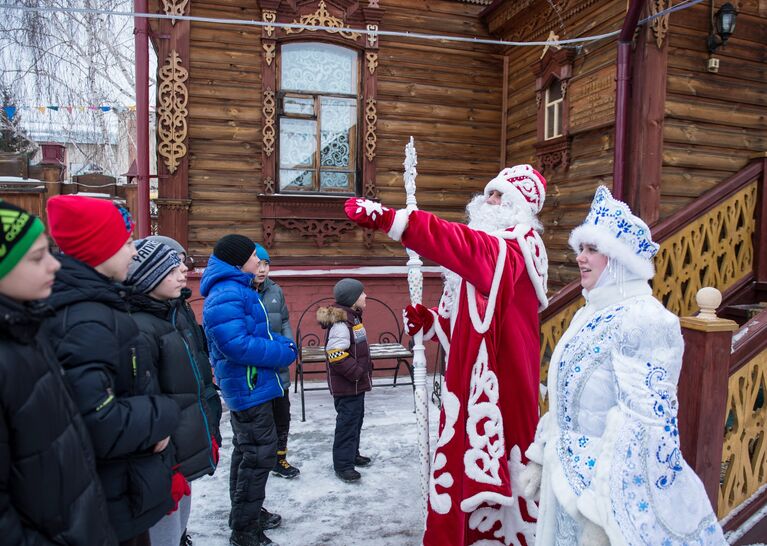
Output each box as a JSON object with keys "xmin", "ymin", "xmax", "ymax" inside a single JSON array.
[
  {"xmin": 256, "ymin": 0, "xmax": 382, "ymax": 250},
  {"xmin": 531, "ymin": 48, "xmax": 575, "ymax": 174}
]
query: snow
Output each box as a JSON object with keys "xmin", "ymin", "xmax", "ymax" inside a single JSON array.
[{"xmin": 187, "ymin": 380, "xmax": 440, "ymax": 546}]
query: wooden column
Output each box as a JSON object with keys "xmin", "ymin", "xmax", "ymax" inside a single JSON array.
[
  {"xmin": 753, "ymin": 153, "xmax": 767, "ymax": 288},
  {"xmin": 153, "ymin": 1, "xmax": 191, "ymax": 248},
  {"xmin": 678, "ymin": 287, "xmax": 738, "ymax": 511},
  {"xmin": 626, "ymin": 1, "xmax": 669, "ymax": 224}
]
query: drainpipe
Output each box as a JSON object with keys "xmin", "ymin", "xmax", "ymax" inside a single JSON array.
[
  {"xmin": 613, "ymin": 0, "xmax": 644, "ymax": 201},
  {"xmin": 134, "ymin": 0, "xmax": 150, "ymax": 237}
]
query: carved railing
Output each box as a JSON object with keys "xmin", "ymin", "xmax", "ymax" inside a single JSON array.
[
  {"xmin": 719, "ymin": 309, "xmax": 767, "ymax": 524},
  {"xmin": 539, "ymin": 158, "xmax": 765, "ymax": 413}
]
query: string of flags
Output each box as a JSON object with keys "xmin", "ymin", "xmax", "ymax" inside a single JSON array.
[{"xmin": 2, "ymin": 105, "xmax": 145, "ymax": 120}]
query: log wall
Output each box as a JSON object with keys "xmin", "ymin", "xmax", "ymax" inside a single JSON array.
[
  {"xmin": 493, "ymin": 0, "xmax": 625, "ymax": 290},
  {"xmin": 662, "ymin": 0, "xmax": 767, "ymax": 218},
  {"xmin": 183, "ymin": 0, "xmax": 501, "ymax": 262}
]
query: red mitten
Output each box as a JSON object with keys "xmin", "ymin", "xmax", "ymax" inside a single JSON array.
[
  {"xmin": 403, "ymin": 304, "xmax": 434, "ymax": 336},
  {"xmin": 211, "ymin": 436, "xmax": 219, "ymax": 466},
  {"xmin": 168, "ymin": 470, "xmax": 191, "ymax": 514},
  {"xmin": 344, "ymin": 197, "xmax": 396, "ymax": 232}
]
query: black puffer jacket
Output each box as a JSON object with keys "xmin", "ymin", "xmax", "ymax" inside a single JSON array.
[
  {"xmin": 129, "ymin": 293, "xmax": 219, "ymax": 480},
  {"xmin": 179, "ymin": 287, "xmax": 222, "ymax": 445},
  {"xmin": 42, "ymin": 255, "xmax": 180, "ymax": 541},
  {"xmin": 0, "ymin": 293, "xmax": 117, "ymax": 545}
]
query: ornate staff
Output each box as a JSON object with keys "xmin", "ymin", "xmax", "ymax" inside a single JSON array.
[{"xmin": 403, "ymin": 136, "xmax": 430, "ymax": 520}]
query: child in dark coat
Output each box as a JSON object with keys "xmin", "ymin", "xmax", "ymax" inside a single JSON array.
[
  {"xmin": 0, "ymin": 200, "xmax": 116, "ymax": 545},
  {"xmin": 316, "ymin": 278, "xmax": 373, "ymax": 482}
]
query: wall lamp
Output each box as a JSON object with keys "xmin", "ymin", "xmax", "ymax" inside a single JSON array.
[{"xmin": 707, "ymin": 2, "xmax": 738, "ymax": 54}]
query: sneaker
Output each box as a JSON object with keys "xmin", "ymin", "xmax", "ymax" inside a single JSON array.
[
  {"xmin": 180, "ymin": 531, "xmax": 193, "ymax": 546},
  {"xmin": 335, "ymin": 468, "xmax": 361, "ymax": 482},
  {"xmin": 231, "ymin": 530, "xmax": 276, "ymax": 546},
  {"xmin": 260, "ymin": 507, "xmax": 282, "ymax": 530},
  {"xmin": 272, "ymin": 456, "xmax": 300, "ymax": 479},
  {"xmin": 354, "ymin": 454, "xmax": 372, "ymax": 467}
]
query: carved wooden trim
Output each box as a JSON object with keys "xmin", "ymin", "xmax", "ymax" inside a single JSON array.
[
  {"xmin": 366, "ymin": 51, "xmax": 378, "ymax": 74},
  {"xmin": 157, "ymin": 50, "xmax": 189, "ymax": 174},
  {"xmin": 155, "ymin": 197, "xmax": 192, "ymax": 211},
  {"xmin": 363, "ymin": 179, "xmax": 377, "ymax": 200},
  {"xmin": 263, "ymin": 43, "xmax": 276, "ymax": 65},
  {"xmin": 365, "ymin": 98, "xmax": 377, "ymax": 161},
  {"xmin": 277, "ymin": 218, "xmax": 358, "ymax": 247},
  {"xmin": 534, "ymin": 136, "xmax": 571, "ymax": 173},
  {"xmin": 263, "ymin": 9, "xmax": 276, "ymax": 37},
  {"xmin": 161, "ymin": 0, "xmax": 189, "ymax": 24},
  {"xmin": 262, "ymin": 88, "xmax": 276, "ymax": 157},
  {"xmin": 284, "ymin": 0, "xmax": 361, "ymax": 41},
  {"xmin": 650, "ymin": 0, "xmax": 671, "ymax": 48},
  {"xmin": 264, "ymin": 176, "xmax": 276, "ymax": 195},
  {"xmin": 366, "ymin": 24, "xmax": 378, "ymax": 47}
]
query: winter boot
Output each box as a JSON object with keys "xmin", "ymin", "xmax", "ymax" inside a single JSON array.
[
  {"xmin": 354, "ymin": 454, "xmax": 371, "ymax": 467},
  {"xmin": 272, "ymin": 450, "xmax": 300, "ymax": 479},
  {"xmin": 260, "ymin": 507, "xmax": 282, "ymax": 530},
  {"xmin": 230, "ymin": 529, "xmax": 278, "ymax": 546},
  {"xmin": 335, "ymin": 468, "xmax": 361, "ymax": 482}
]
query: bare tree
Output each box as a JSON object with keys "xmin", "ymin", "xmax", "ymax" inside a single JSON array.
[{"xmin": 0, "ymin": 0, "xmax": 154, "ymax": 176}]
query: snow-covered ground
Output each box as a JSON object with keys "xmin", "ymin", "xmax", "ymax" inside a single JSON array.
[{"xmin": 188, "ymin": 380, "xmax": 439, "ymax": 546}]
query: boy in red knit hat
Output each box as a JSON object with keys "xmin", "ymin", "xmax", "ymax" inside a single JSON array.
[{"xmin": 43, "ymin": 195, "xmax": 181, "ymax": 546}]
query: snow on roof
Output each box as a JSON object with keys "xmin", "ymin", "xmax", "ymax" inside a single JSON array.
[{"xmin": 0, "ymin": 176, "xmax": 43, "ymax": 184}]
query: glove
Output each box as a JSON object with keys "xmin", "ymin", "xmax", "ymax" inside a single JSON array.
[
  {"xmin": 403, "ymin": 304, "xmax": 434, "ymax": 336},
  {"xmin": 211, "ymin": 435, "xmax": 219, "ymax": 466},
  {"xmin": 518, "ymin": 461, "xmax": 543, "ymax": 501},
  {"xmin": 168, "ymin": 470, "xmax": 191, "ymax": 514},
  {"xmin": 579, "ymin": 520, "xmax": 609, "ymax": 546},
  {"xmin": 344, "ymin": 197, "xmax": 396, "ymax": 232}
]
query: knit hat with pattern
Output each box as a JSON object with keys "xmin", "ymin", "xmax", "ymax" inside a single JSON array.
[
  {"xmin": 127, "ymin": 239, "xmax": 181, "ymax": 294},
  {"xmin": 0, "ymin": 200, "xmax": 45, "ymax": 280}
]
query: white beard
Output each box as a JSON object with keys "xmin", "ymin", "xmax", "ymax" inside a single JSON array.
[{"xmin": 438, "ymin": 194, "xmax": 541, "ymax": 319}]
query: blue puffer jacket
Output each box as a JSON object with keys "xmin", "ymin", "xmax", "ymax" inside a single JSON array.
[{"xmin": 200, "ymin": 255, "xmax": 297, "ymax": 412}]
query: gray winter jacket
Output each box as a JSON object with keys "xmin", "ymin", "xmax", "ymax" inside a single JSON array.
[{"xmin": 255, "ymin": 278, "xmax": 293, "ymax": 388}]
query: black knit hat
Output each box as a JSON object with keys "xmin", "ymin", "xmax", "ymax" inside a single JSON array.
[
  {"xmin": 213, "ymin": 234, "xmax": 255, "ymax": 268},
  {"xmin": 0, "ymin": 199, "xmax": 45, "ymax": 280},
  {"xmin": 334, "ymin": 278, "xmax": 364, "ymax": 307}
]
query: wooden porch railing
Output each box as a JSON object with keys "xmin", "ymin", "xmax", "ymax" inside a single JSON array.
[{"xmin": 539, "ymin": 156, "xmax": 767, "ymax": 412}]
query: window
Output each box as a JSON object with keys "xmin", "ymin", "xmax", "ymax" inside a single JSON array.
[
  {"xmin": 544, "ymin": 79, "xmax": 563, "ymax": 140},
  {"xmin": 278, "ymin": 42, "xmax": 359, "ymax": 194}
]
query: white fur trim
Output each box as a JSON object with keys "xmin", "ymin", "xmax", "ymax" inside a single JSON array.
[
  {"xmin": 484, "ymin": 165, "xmax": 546, "ymax": 214},
  {"xmin": 497, "ymin": 225, "xmax": 549, "ymax": 310},
  {"xmin": 569, "ymin": 224, "xmax": 655, "ymax": 280},
  {"xmin": 466, "ymin": 236, "xmax": 506, "ymax": 334},
  {"xmin": 386, "ymin": 208, "xmax": 411, "ymax": 242}
]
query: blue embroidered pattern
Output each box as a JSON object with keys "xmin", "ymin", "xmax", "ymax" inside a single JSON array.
[
  {"xmin": 645, "ymin": 363, "xmax": 683, "ymax": 489},
  {"xmin": 116, "ymin": 204, "xmax": 133, "ymax": 233}
]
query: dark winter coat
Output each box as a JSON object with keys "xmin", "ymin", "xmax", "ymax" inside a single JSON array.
[
  {"xmin": 129, "ymin": 293, "xmax": 218, "ymax": 481},
  {"xmin": 42, "ymin": 255, "xmax": 180, "ymax": 542},
  {"xmin": 200, "ymin": 256, "xmax": 297, "ymax": 412},
  {"xmin": 0, "ymin": 293, "xmax": 117, "ymax": 546},
  {"xmin": 256, "ymin": 278, "xmax": 293, "ymax": 389},
  {"xmin": 179, "ymin": 287, "xmax": 222, "ymax": 445},
  {"xmin": 317, "ymin": 304, "xmax": 372, "ymax": 397}
]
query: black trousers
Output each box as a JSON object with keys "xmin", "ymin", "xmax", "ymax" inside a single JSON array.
[
  {"xmin": 333, "ymin": 392, "xmax": 365, "ymax": 472},
  {"xmin": 272, "ymin": 388, "xmax": 291, "ymax": 453},
  {"xmin": 229, "ymin": 402, "xmax": 278, "ymax": 532}
]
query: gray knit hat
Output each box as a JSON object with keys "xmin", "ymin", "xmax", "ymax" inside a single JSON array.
[
  {"xmin": 127, "ymin": 239, "xmax": 181, "ymax": 294},
  {"xmin": 334, "ymin": 278, "xmax": 364, "ymax": 307},
  {"xmin": 146, "ymin": 235, "xmax": 186, "ymax": 256}
]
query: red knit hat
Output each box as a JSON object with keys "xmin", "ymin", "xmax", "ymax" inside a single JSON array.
[{"xmin": 46, "ymin": 195, "xmax": 135, "ymax": 267}]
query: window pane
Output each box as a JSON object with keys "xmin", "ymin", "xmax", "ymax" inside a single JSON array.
[
  {"xmin": 320, "ymin": 172, "xmax": 352, "ymax": 191},
  {"xmin": 279, "ymin": 118, "xmax": 316, "ymax": 168},
  {"xmin": 554, "ymin": 102, "xmax": 562, "ymax": 137},
  {"xmin": 281, "ymin": 42, "xmax": 357, "ymax": 95},
  {"xmin": 283, "ymin": 96, "xmax": 314, "ymax": 116},
  {"xmin": 547, "ymin": 80, "xmax": 562, "ymax": 103},
  {"xmin": 546, "ymin": 104, "xmax": 555, "ymax": 140},
  {"xmin": 280, "ymin": 169, "xmax": 313, "ymax": 191},
  {"xmin": 320, "ymin": 97, "xmax": 356, "ymax": 168}
]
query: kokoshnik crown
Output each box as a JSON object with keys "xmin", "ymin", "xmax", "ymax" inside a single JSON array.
[{"xmin": 569, "ymin": 186, "xmax": 659, "ymax": 280}]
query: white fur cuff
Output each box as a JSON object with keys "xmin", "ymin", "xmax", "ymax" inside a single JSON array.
[{"xmin": 387, "ymin": 208, "xmax": 412, "ymax": 242}]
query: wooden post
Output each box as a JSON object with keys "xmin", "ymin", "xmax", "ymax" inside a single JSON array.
[
  {"xmin": 753, "ymin": 153, "xmax": 767, "ymax": 287},
  {"xmin": 678, "ymin": 287, "xmax": 738, "ymax": 511}
]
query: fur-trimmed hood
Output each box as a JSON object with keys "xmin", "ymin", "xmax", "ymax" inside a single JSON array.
[{"xmin": 317, "ymin": 305, "xmax": 348, "ymax": 328}]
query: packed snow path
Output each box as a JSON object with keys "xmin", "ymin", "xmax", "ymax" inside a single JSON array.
[{"xmin": 188, "ymin": 380, "xmax": 439, "ymax": 545}]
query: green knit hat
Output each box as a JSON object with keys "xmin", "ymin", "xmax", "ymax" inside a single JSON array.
[{"xmin": 0, "ymin": 200, "xmax": 46, "ymax": 280}]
